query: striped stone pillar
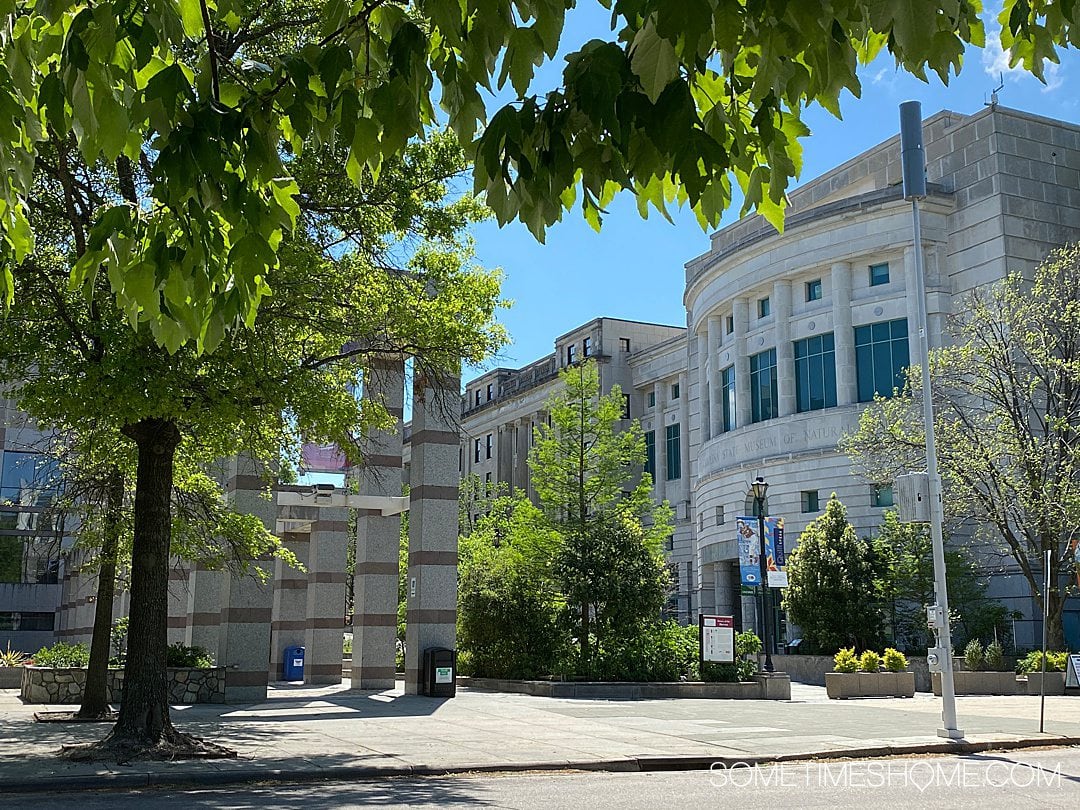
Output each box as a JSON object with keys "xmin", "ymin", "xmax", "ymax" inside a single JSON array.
[
  {"xmin": 404, "ymin": 368, "xmax": 461, "ymax": 695},
  {"xmin": 304, "ymin": 507, "xmax": 348, "ymax": 684},
  {"xmin": 353, "ymin": 356, "xmax": 405, "ymax": 690},
  {"xmin": 185, "ymin": 565, "xmax": 222, "ymax": 653},
  {"xmin": 269, "ymin": 522, "xmax": 310, "ymax": 680},
  {"xmin": 217, "ymin": 456, "xmax": 276, "ymax": 702},
  {"xmin": 167, "ymin": 560, "xmax": 191, "ymax": 645}
]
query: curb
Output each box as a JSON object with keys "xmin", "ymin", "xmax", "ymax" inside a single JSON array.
[{"xmin": 4, "ymin": 736, "xmax": 1079, "ymax": 794}]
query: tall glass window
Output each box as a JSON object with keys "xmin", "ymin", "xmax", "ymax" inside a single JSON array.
[
  {"xmin": 794, "ymin": 333, "xmax": 837, "ymax": 413},
  {"xmin": 749, "ymin": 349, "xmax": 778, "ymax": 423},
  {"xmin": 855, "ymin": 319, "xmax": 910, "ymax": 402},
  {"xmin": 644, "ymin": 431, "xmax": 656, "ymax": 479},
  {"xmin": 665, "ymin": 424, "xmax": 681, "ymax": 481},
  {"xmin": 720, "ymin": 365, "xmax": 736, "ymax": 432},
  {"xmin": 0, "ymin": 452, "xmax": 59, "ymax": 507}
]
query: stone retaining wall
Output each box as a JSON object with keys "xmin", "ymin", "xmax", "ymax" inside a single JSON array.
[
  {"xmin": 774, "ymin": 654, "xmax": 933, "ymax": 692},
  {"xmin": 20, "ymin": 666, "xmax": 226, "ymax": 704},
  {"xmin": 458, "ymin": 674, "xmax": 791, "ymax": 700},
  {"xmin": 0, "ymin": 668, "xmax": 23, "ymax": 689}
]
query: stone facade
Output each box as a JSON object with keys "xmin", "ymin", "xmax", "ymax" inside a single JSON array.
[{"xmin": 20, "ymin": 666, "xmax": 225, "ymax": 704}]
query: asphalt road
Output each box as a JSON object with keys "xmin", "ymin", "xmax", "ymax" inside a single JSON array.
[{"xmin": 13, "ymin": 747, "xmax": 1080, "ymax": 809}]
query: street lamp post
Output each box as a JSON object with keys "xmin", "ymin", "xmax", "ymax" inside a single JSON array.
[{"xmin": 751, "ymin": 476, "xmax": 774, "ymax": 673}]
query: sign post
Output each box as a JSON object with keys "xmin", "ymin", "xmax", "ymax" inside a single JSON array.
[{"xmin": 700, "ymin": 615, "xmax": 735, "ymax": 665}]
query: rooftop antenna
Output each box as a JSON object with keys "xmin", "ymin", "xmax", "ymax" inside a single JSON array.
[{"xmin": 986, "ymin": 73, "xmax": 1005, "ymax": 108}]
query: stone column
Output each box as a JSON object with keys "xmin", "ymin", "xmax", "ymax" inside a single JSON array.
[
  {"xmin": 707, "ymin": 317, "xmax": 722, "ymax": 438},
  {"xmin": 167, "ymin": 560, "xmax": 191, "ymax": 645},
  {"xmin": 653, "ymin": 382, "xmax": 666, "ymax": 502},
  {"xmin": 404, "ymin": 367, "xmax": 461, "ymax": 695},
  {"xmin": 831, "ymin": 261, "xmax": 857, "ymax": 405},
  {"xmin": 305, "ymin": 508, "xmax": 348, "ymax": 684},
  {"xmin": 773, "ymin": 280, "xmax": 796, "ymax": 417},
  {"xmin": 679, "ymin": 371, "xmax": 690, "ymax": 491},
  {"xmin": 269, "ymin": 523, "xmax": 310, "ymax": 680},
  {"xmin": 185, "ymin": 565, "xmax": 222, "ymax": 653},
  {"xmin": 733, "ymin": 298, "xmax": 751, "ymax": 427},
  {"xmin": 354, "ymin": 356, "xmax": 405, "ymax": 690},
  {"xmin": 217, "ymin": 456, "xmax": 276, "ymax": 702}
]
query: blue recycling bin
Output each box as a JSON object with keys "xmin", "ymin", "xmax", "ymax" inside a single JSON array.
[{"xmin": 283, "ymin": 645, "xmax": 305, "ymax": 681}]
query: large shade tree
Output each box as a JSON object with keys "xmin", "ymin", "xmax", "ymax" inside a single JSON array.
[
  {"xmin": 842, "ymin": 245, "xmax": 1080, "ymax": 649},
  {"xmin": 0, "ymin": 1, "xmax": 1072, "ymax": 348}
]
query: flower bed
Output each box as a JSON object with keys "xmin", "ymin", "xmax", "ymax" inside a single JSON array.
[{"xmin": 20, "ymin": 666, "xmax": 226, "ymax": 704}]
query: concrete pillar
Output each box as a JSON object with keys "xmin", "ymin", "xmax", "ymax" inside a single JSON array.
[
  {"xmin": 405, "ymin": 368, "xmax": 460, "ymax": 695},
  {"xmin": 679, "ymin": 371, "xmax": 690, "ymax": 490},
  {"xmin": 354, "ymin": 356, "xmax": 405, "ymax": 690},
  {"xmin": 516, "ymin": 417, "xmax": 530, "ymax": 493},
  {"xmin": 167, "ymin": 560, "xmax": 191, "ymax": 645},
  {"xmin": 831, "ymin": 261, "xmax": 857, "ymax": 405},
  {"xmin": 773, "ymin": 280, "xmax": 795, "ymax": 417},
  {"xmin": 653, "ymin": 382, "xmax": 666, "ymax": 502},
  {"xmin": 269, "ymin": 524, "xmax": 310, "ymax": 680},
  {"xmin": 706, "ymin": 317, "xmax": 722, "ymax": 438},
  {"xmin": 305, "ymin": 508, "xmax": 348, "ymax": 684},
  {"xmin": 185, "ymin": 566, "xmax": 222, "ymax": 653},
  {"xmin": 733, "ymin": 298, "xmax": 751, "ymax": 427},
  {"xmin": 218, "ymin": 457, "xmax": 276, "ymax": 702}
]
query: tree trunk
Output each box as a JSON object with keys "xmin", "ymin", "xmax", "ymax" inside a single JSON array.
[
  {"xmin": 109, "ymin": 418, "xmax": 180, "ymax": 745},
  {"xmin": 76, "ymin": 467, "xmax": 124, "ymax": 719}
]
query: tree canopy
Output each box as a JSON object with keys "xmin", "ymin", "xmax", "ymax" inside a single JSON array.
[{"xmin": 0, "ymin": 0, "xmax": 1072, "ymax": 348}]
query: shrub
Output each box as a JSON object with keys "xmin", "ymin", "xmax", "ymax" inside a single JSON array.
[
  {"xmin": 833, "ymin": 647, "xmax": 859, "ymax": 673},
  {"xmin": 858, "ymin": 650, "xmax": 881, "ymax": 673},
  {"xmin": 166, "ymin": 642, "xmax": 215, "ymax": 668},
  {"xmin": 984, "ymin": 640, "xmax": 1005, "ymax": 671},
  {"xmin": 1017, "ymin": 650, "xmax": 1068, "ymax": 674},
  {"xmin": 882, "ymin": 648, "xmax": 908, "ymax": 672},
  {"xmin": 33, "ymin": 642, "xmax": 90, "ymax": 668},
  {"xmin": 110, "ymin": 616, "xmax": 129, "ymax": 666},
  {"xmin": 963, "ymin": 638, "xmax": 985, "ymax": 671},
  {"xmin": 0, "ymin": 642, "xmax": 28, "ymax": 667},
  {"xmin": 343, "ymin": 634, "xmax": 352, "ymax": 657},
  {"xmin": 700, "ymin": 630, "xmax": 762, "ymax": 683},
  {"xmin": 592, "ymin": 621, "xmax": 699, "ymax": 682}
]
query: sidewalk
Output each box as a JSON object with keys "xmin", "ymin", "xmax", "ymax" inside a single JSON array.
[{"xmin": 1, "ymin": 681, "xmax": 1078, "ymax": 792}]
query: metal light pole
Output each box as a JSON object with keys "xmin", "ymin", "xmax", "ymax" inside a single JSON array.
[
  {"xmin": 899, "ymin": 101, "xmax": 963, "ymax": 740},
  {"xmin": 752, "ymin": 475, "xmax": 774, "ymax": 673}
]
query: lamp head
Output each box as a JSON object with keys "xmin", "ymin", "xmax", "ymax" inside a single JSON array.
[{"xmin": 751, "ymin": 476, "xmax": 769, "ymax": 502}]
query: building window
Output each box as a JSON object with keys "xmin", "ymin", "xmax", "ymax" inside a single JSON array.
[
  {"xmin": 794, "ymin": 333, "xmax": 837, "ymax": 413},
  {"xmin": 855, "ymin": 318, "xmax": 910, "ymax": 402},
  {"xmin": 485, "ymin": 433, "xmax": 493, "ymax": 459},
  {"xmin": 749, "ymin": 349, "xmax": 778, "ymax": 423},
  {"xmin": 583, "ymin": 336, "xmax": 591, "ymax": 357},
  {"xmin": 473, "ymin": 438, "xmax": 481, "ymax": 463},
  {"xmin": 484, "ymin": 471, "xmax": 492, "ymax": 496},
  {"xmin": 647, "ymin": 391, "xmax": 656, "ymax": 408},
  {"xmin": 644, "ymin": 431, "xmax": 656, "ymax": 478},
  {"xmin": 670, "ymin": 382, "xmax": 680, "ymax": 400},
  {"xmin": 665, "ymin": 423, "xmax": 681, "ymax": 480},
  {"xmin": 566, "ymin": 344, "xmax": 577, "ymax": 365},
  {"xmin": 801, "ymin": 490, "xmax": 820, "ymax": 513},
  {"xmin": 486, "ymin": 383, "xmax": 494, "ymax": 401},
  {"xmin": 806, "ymin": 278, "xmax": 822, "ymax": 302},
  {"xmin": 663, "ymin": 535, "xmax": 674, "ymax": 552},
  {"xmin": 1, "ymin": 452, "xmax": 60, "ymax": 507},
  {"xmin": 715, "ymin": 505, "xmax": 725, "ymax": 525},
  {"xmin": 474, "ymin": 390, "xmax": 481, "ymax": 407},
  {"xmin": 622, "ymin": 394, "xmax": 631, "ymax": 419},
  {"xmin": 698, "ymin": 513, "xmax": 704, "ymax": 532},
  {"xmin": 726, "ymin": 315, "xmax": 734, "ymax": 334},
  {"xmin": 872, "ymin": 483, "xmax": 895, "ymax": 507},
  {"xmin": 0, "ymin": 611, "xmax": 55, "ymax": 631},
  {"xmin": 869, "ymin": 262, "xmax": 890, "ymax": 287},
  {"xmin": 758, "ymin": 296, "xmax": 771, "ymax": 318},
  {"xmin": 619, "ymin": 337, "xmax": 631, "ymax": 352},
  {"xmin": 720, "ymin": 365, "xmax": 736, "ymax": 432}
]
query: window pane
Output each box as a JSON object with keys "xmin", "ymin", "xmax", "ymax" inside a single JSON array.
[{"xmin": 871, "ymin": 321, "xmax": 890, "ymax": 341}]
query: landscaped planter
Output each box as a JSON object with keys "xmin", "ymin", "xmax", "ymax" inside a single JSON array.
[
  {"xmin": 20, "ymin": 666, "xmax": 226, "ymax": 704},
  {"xmin": 825, "ymin": 671, "xmax": 915, "ymax": 699},
  {"xmin": 932, "ymin": 671, "xmax": 1021, "ymax": 696},
  {"xmin": 1023, "ymin": 671, "xmax": 1066, "ymax": 696},
  {"xmin": 0, "ymin": 668, "xmax": 23, "ymax": 689},
  {"xmin": 457, "ymin": 674, "xmax": 791, "ymax": 700}
]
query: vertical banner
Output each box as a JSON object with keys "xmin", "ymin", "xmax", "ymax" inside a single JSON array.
[
  {"xmin": 737, "ymin": 516, "xmax": 787, "ymax": 588},
  {"xmin": 765, "ymin": 517, "xmax": 788, "ymax": 588}
]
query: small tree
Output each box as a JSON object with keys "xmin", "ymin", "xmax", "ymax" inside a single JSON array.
[{"xmin": 782, "ymin": 495, "xmax": 883, "ymax": 653}]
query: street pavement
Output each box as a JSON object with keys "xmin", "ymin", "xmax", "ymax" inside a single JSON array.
[{"xmin": 0, "ymin": 681, "xmax": 1078, "ymax": 793}]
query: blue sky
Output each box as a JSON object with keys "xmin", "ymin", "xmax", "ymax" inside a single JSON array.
[{"xmin": 464, "ymin": 5, "xmax": 1080, "ymax": 383}]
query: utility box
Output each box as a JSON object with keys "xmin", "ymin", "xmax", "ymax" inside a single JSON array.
[
  {"xmin": 896, "ymin": 472, "xmax": 931, "ymax": 523},
  {"xmin": 283, "ymin": 645, "xmax": 305, "ymax": 681},
  {"xmin": 422, "ymin": 647, "xmax": 456, "ymax": 698}
]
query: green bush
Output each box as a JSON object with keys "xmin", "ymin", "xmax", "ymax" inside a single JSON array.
[
  {"xmin": 963, "ymin": 638, "xmax": 985, "ymax": 671},
  {"xmin": 833, "ymin": 647, "xmax": 859, "ymax": 673},
  {"xmin": 858, "ymin": 650, "xmax": 881, "ymax": 672},
  {"xmin": 882, "ymin": 648, "xmax": 908, "ymax": 672},
  {"xmin": 110, "ymin": 616, "xmax": 129, "ymax": 666},
  {"xmin": 1017, "ymin": 650, "xmax": 1068, "ymax": 674},
  {"xmin": 700, "ymin": 631, "xmax": 762, "ymax": 683},
  {"xmin": 166, "ymin": 642, "xmax": 215, "ymax": 668},
  {"xmin": 33, "ymin": 642, "xmax": 90, "ymax": 668},
  {"xmin": 984, "ymin": 640, "xmax": 1005, "ymax": 671},
  {"xmin": 591, "ymin": 621, "xmax": 699, "ymax": 682}
]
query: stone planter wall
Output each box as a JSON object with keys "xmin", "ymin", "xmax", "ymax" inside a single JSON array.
[
  {"xmin": 932, "ymin": 670, "xmax": 1021, "ymax": 696},
  {"xmin": 0, "ymin": 668, "xmax": 23, "ymax": 689},
  {"xmin": 1023, "ymin": 671, "xmax": 1067, "ymax": 696},
  {"xmin": 20, "ymin": 666, "xmax": 226, "ymax": 704},
  {"xmin": 457, "ymin": 674, "xmax": 791, "ymax": 700},
  {"xmin": 825, "ymin": 671, "xmax": 916, "ymax": 699},
  {"xmin": 774, "ymin": 653, "xmax": 932, "ymax": 692}
]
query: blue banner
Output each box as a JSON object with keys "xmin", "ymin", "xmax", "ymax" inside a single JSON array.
[{"xmin": 737, "ymin": 516, "xmax": 785, "ymax": 586}]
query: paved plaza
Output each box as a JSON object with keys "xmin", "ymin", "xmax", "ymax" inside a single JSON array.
[{"xmin": 0, "ymin": 682, "xmax": 1078, "ymax": 792}]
